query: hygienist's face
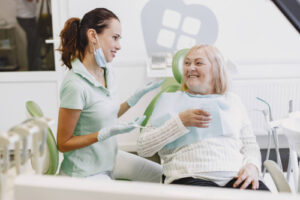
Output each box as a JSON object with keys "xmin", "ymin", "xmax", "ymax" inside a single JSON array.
[
  {"xmin": 183, "ymin": 48, "xmax": 214, "ymax": 95},
  {"xmin": 98, "ymin": 18, "xmax": 122, "ymax": 63}
]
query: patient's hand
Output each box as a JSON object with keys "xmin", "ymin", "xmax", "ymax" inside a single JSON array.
[
  {"xmin": 233, "ymin": 163, "xmax": 259, "ymax": 190},
  {"xmin": 179, "ymin": 109, "xmax": 211, "ymax": 128}
]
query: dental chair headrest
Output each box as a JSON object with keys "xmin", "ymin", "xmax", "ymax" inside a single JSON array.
[{"xmin": 172, "ymin": 48, "xmax": 189, "ymax": 84}]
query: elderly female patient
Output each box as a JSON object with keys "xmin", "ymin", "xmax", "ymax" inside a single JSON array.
[{"xmin": 137, "ymin": 45, "xmax": 269, "ymax": 191}]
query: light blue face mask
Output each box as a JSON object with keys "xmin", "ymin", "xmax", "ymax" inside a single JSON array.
[{"xmin": 93, "ymin": 35, "xmax": 107, "ymax": 68}]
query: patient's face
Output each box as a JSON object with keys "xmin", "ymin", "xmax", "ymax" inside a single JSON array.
[{"xmin": 183, "ymin": 48, "xmax": 214, "ymax": 95}]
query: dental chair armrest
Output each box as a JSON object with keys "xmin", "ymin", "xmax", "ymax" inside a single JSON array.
[{"xmin": 263, "ymin": 160, "xmax": 291, "ymax": 193}]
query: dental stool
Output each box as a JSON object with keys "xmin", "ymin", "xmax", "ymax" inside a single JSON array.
[{"xmin": 25, "ymin": 101, "xmax": 59, "ymax": 175}]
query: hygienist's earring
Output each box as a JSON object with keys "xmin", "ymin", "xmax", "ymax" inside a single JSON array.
[
  {"xmin": 91, "ymin": 42, "xmax": 96, "ymax": 53},
  {"xmin": 90, "ymin": 43, "xmax": 95, "ymax": 53}
]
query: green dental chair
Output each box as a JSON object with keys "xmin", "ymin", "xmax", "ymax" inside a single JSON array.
[
  {"xmin": 141, "ymin": 48, "xmax": 189, "ymax": 127},
  {"xmin": 25, "ymin": 101, "xmax": 59, "ymax": 175},
  {"xmin": 141, "ymin": 50, "xmax": 291, "ymax": 192}
]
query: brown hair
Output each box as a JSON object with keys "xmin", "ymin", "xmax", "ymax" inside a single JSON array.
[
  {"xmin": 57, "ymin": 8, "xmax": 119, "ymax": 69},
  {"xmin": 180, "ymin": 45, "xmax": 229, "ymax": 94}
]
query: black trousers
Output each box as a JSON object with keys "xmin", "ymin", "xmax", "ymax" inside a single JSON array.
[
  {"xmin": 168, "ymin": 177, "xmax": 270, "ymax": 191},
  {"xmin": 17, "ymin": 17, "xmax": 41, "ymax": 70}
]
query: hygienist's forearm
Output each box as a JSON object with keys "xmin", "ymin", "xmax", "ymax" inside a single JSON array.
[
  {"xmin": 118, "ymin": 102, "xmax": 130, "ymax": 117},
  {"xmin": 57, "ymin": 132, "xmax": 98, "ymax": 152}
]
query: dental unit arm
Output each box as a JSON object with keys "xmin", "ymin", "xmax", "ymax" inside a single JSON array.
[
  {"xmin": 0, "ymin": 117, "xmax": 54, "ymax": 200},
  {"xmin": 0, "ymin": 133, "xmax": 19, "ymax": 200}
]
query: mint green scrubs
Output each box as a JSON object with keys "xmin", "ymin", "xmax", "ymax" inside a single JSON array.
[{"xmin": 59, "ymin": 58, "xmax": 120, "ymax": 177}]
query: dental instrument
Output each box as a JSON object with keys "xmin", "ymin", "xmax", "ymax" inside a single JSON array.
[{"xmin": 256, "ymin": 97, "xmax": 283, "ymax": 175}]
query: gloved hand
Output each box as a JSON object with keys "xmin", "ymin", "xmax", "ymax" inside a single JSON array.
[
  {"xmin": 126, "ymin": 80, "xmax": 165, "ymax": 107},
  {"xmin": 97, "ymin": 116, "xmax": 146, "ymax": 142}
]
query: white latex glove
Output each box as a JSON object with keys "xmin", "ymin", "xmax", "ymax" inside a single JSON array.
[
  {"xmin": 233, "ymin": 163, "xmax": 259, "ymax": 190},
  {"xmin": 126, "ymin": 80, "xmax": 165, "ymax": 107},
  {"xmin": 97, "ymin": 116, "xmax": 146, "ymax": 142}
]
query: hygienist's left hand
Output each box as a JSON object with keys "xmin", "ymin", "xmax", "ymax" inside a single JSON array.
[
  {"xmin": 126, "ymin": 80, "xmax": 165, "ymax": 107},
  {"xmin": 233, "ymin": 163, "xmax": 259, "ymax": 190}
]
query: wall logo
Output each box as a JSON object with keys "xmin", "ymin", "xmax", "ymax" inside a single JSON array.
[{"xmin": 141, "ymin": 0, "xmax": 219, "ymax": 56}]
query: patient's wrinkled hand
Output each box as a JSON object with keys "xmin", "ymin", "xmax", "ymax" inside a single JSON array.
[
  {"xmin": 179, "ymin": 109, "xmax": 211, "ymax": 128},
  {"xmin": 233, "ymin": 163, "xmax": 259, "ymax": 190}
]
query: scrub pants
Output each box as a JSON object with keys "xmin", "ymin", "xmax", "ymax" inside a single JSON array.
[
  {"xmin": 60, "ymin": 150, "xmax": 162, "ymax": 182},
  {"xmin": 112, "ymin": 150, "xmax": 162, "ymax": 182}
]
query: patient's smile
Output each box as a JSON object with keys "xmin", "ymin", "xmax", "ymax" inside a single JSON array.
[{"xmin": 188, "ymin": 74, "xmax": 199, "ymax": 78}]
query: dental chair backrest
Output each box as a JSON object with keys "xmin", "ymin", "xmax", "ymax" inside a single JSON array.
[
  {"xmin": 141, "ymin": 48, "xmax": 189, "ymax": 127},
  {"xmin": 25, "ymin": 101, "xmax": 59, "ymax": 175}
]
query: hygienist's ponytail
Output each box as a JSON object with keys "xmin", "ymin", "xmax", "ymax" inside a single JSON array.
[
  {"xmin": 58, "ymin": 8, "xmax": 119, "ymax": 69},
  {"xmin": 58, "ymin": 18, "xmax": 80, "ymax": 69}
]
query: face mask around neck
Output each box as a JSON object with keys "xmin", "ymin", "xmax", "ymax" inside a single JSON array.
[{"xmin": 93, "ymin": 35, "xmax": 107, "ymax": 68}]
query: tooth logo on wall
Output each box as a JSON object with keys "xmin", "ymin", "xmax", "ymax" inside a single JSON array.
[{"xmin": 141, "ymin": 0, "xmax": 219, "ymax": 56}]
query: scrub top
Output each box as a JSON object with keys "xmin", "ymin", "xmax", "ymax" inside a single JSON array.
[{"xmin": 59, "ymin": 58, "xmax": 120, "ymax": 177}]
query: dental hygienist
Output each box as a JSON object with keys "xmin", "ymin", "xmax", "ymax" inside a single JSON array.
[{"xmin": 57, "ymin": 8, "xmax": 162, "ymax": 181}]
